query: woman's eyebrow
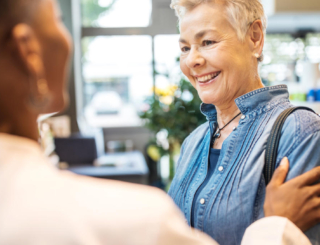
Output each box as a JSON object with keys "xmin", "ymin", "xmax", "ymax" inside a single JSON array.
[
  {"xmin": 179, "ymin": 38, "xmax": 188, "ymax": 44},
  {"xmin": 194, "ymin": 29, "xmax": 218, "ymax": 40},
  {"xmin": 179, "ymin": 29, "xmax": 219, "ymax": 44}
]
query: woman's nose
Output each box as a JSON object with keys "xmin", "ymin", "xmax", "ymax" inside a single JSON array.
[{"xmin": 186, "ymin": 48, "xmax": 205, "ymax": 69}]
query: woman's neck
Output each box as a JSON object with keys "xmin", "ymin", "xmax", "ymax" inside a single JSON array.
[
  {"xmin": 215, "ymin": 80, "xmax": 264, "ymax": 127},
  {"xmin": 215, "ymin": 103, "xmax": 241, "ymax": 127},
  {"xmin": 0, "ymin": 115, "xmax": 40, "ymax": 142},
  {"xmin": 212, "ymin": 80, "xmax": 264, "ymax": 149}
]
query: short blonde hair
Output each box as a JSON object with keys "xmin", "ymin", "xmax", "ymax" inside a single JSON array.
[{"xmin": 171, "ymin": 0, "xmax": 267, "ymax": 42}]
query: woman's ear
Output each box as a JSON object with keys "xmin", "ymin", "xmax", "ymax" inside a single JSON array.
[
  {"xmin": 248, "ymin": 20, "xmax": 264, "ymax": 58},
  {"xmin": 11, "ymin": 24, "xmax": 51, "ymax": 112},
  {"xmin": 11, "ymin": 23, "xmax": 44, "ymax": 78}
]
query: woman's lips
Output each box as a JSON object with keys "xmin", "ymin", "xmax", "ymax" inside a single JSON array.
[{"xmin": 196, "ymin": 71, "xmax": 221, "ymax": 86}]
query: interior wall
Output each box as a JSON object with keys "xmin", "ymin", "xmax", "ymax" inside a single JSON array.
[{"xmin": 276, "ymin": 0, "xmax": 320, "ymax": 12}]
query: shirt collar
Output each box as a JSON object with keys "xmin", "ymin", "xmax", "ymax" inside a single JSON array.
[
  {"xmin": 200, "ymin": 103, "xmax": 217, "ymax": 121},
  {"xmin": 200, "ymin": 85, "xmax": 289, "ymax": 120}
]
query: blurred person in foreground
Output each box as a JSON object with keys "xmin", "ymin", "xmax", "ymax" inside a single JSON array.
[
  {"xmin": 168, "ymin": 0, "xmax": 320, "ymax": 244},
  {"xmin": 0, "ymin": 0, "xmax": 319, "ymax": 244}
]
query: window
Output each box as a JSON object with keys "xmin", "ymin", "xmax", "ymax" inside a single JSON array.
[
  {"xmin": 82, "ymin": 35, "xmax": 153, "ymax": 127},
  {"xmin": 154, "ymin": 35, "xmax": 181, "ymax": 90},
  {"xmin": 82, "ymin": 0, "xmax": 152, "ymax": 27},
  {"xmin": 260, "ymin": 33, "xmax": 320, "ymax": 85},
  {"xmin": 78, "ymin": 0, "xmax": 179, "ymax": 127}
]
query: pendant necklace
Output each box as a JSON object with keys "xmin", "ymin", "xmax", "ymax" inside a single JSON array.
[{"xmin": 212, "ymin": 112, "xmax": 242, "ymax": 141}]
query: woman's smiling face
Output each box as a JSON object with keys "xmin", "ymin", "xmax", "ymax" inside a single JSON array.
[{"xmin": 179, "ymin": 2, "xmax": 257, "ymax": 107}]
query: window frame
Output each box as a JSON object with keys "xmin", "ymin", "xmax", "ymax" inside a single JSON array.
[{"xmin": 72, "ymin": 0, "xmax": 179, "ymax": 128}]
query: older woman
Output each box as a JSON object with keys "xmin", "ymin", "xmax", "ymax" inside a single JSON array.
[
  {"xmin": 1, "ymin": 0, "xmax": 320, "ymax": 244},
  {"xmin": 168, "ymin": 0, "xmax": 320, "ymax": 244}
]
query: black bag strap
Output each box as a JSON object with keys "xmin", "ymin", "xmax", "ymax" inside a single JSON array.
[{"xmin": 264, "ymin": 106, "xmax": 316, "ymax": 185}]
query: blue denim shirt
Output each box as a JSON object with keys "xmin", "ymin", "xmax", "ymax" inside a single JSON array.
[{"xmin": 168, "ymin": 85, "xmax": 320, "ymax": 245}]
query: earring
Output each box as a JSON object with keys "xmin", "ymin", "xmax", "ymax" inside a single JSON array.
[
  {"xmin": 28, "ymin": 77, "xmax": 52, "ymax": 112},
  {"xmin": 254, "ymin": 53, "xmax": 260, "ymax": 58},
  {"xmin": 37, "ymin": 78, "xmax": 49, "ymax": 95}
]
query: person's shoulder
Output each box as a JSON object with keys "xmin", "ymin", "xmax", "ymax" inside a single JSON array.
[
  {"xmin": 62, "ymin": 172, "xmax": 177, "ymax": 216},
  {"xmin": 72, "ymin": 173, "xmax": 184, "ymax": 230},
  {"xmin": 0, "ymin": 163, "xmax": 182, "ymax": 244},
  {"xmin": 282, "ymin": 106, "xmax": 320, "ymax": 138},
  {"xmin": 276, "ymin": 105, "xmax": 320, "ymax": 162}
]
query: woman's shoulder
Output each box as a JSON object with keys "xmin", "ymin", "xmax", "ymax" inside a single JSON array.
[
  {"xmin": 281, "ymin": 105, "xmax": 320, "ymax": 138},
  {"xmin": 276, "ymin": 104, "xmax": 320, "ymax": 162},
  {"xmin": 276, "ymin": 105, "xmax": 320, "ymax": 185}
]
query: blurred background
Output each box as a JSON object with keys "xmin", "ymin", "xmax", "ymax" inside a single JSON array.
[{"xmin": 41, "ymin": 0, "xmax": 320, "ymax": 190}]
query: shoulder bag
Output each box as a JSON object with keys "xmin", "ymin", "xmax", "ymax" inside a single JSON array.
[{"xmin": 263, "ymin": 106, "xmax": 316, "ymax": 185}]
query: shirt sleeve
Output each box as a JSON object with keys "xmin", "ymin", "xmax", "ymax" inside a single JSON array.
[
  {"xmin": 241, "ymin": 217, "xmax": 312, "ymax": 245},
  {"xmin": 281, "ymin": 130, "xmax": 320, "ymax": 243},
  {"xmin": 275, "ymin": 111, "xmax": 320, "ymax": 243}
]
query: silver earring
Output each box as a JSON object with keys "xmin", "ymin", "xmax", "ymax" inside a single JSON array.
[{"xmin": 254, "ymin": 53, "xmax": 260, "ymax": 58}]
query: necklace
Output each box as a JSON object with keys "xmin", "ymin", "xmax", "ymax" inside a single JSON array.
[{"xmin": 213, "ymin": 112, "xmax": 242, "ymax": 139}]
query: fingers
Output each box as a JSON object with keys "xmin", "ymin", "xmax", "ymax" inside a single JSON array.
[
  {"xmin": 268, "ymin": 157, "xmax": 290, "ymax": 187},
  {"xmin": 293, "ymin": 166, "xmax": 320, "ymax": 187},
  {"xmin": 308, "ymin": 183, "xmax": 320, "ymax": 197}
]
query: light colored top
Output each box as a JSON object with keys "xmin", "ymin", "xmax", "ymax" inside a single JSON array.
[
  {"xmin": 242, "ymin": 217, "xmax": 311, "ymax": 245},
  {"xmin": 0, "ymin": 133, "xmax": 311, "ymax": 245}
]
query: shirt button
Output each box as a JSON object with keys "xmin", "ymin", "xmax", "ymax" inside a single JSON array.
[
  {"xmin": 218, "ymin": 166, "xmax": 224, "ymax": 172},
  {"xmin": 241, "ymin": 115, "xmax": 246, "ymax": 120},
  {"xmin": 233, "ymin": 126, "xmax": 237, "ymax": 131},
  {"xmin": 200, "ymin": 198, "xmax": 205, "ymax": 204}
]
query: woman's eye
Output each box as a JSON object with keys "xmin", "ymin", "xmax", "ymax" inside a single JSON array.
[
  {"xmin": 181, "ymin": 47, "xmax": 190, "ymax": 53},
  {"xmin": 203, "ymin": 40, "xmax": 216, "ymax": 46}
]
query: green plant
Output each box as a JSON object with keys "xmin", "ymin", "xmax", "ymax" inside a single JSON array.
[{"xmin": 140, "ymin": 77, "xmax": 207, "ymax": 180}]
